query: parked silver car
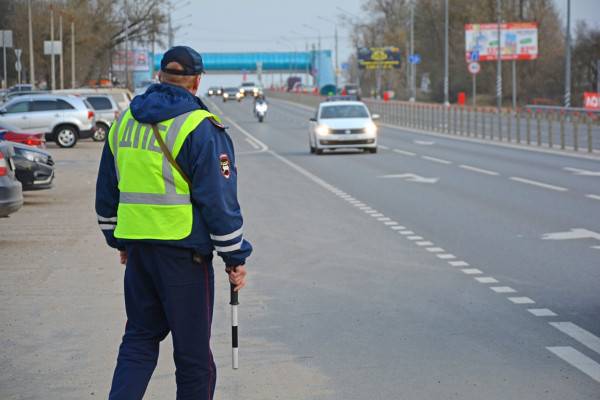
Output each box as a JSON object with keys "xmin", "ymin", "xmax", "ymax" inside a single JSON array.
[
  {"xmin": 0, "ymin": 94, "xmax": 95, "ymax": 148},
  {"xmin": 85, "ymin": 95, "xmax": 119, "ymax": 142}
]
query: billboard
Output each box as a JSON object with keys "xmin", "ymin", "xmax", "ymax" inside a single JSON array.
[
  {"xmin": 584, "ymin": 92, "xmax": 600, "ymax": 111},
  {"xmin": 358, "ymin": 47, "xmax": 401, "ymax": 70},
  {"xmin": 112, "ymin": 50, "xmax": 150, "ymax": 72},
  {"xmin": 465, "ymin": 22, "xmax": 538, "ymax": 61}
]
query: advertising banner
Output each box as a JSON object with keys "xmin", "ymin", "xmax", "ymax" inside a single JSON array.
[
  {"xmin": 465, "ymin": 22, "xmax": 538, "ymax": 61},
  {"xmin": 358, "ymin": 47, "xmax": 401, "ymax": 70},
  {"xmin": 583, "ymin": 92, "xmax": 600, "ymax": 111},
  {"xmin": 112, "ymin": 50, "xmax": 150, "ymax": 72}
]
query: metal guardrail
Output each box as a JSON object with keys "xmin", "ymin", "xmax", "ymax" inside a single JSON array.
[{"xmin": 267, "ymin": 90, "xmax": 600, "ymax": 154}]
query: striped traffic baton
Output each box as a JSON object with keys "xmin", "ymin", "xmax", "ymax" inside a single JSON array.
[{"xmin": 230, "ymin": 282, "xmax": 239, "ymax": 369}]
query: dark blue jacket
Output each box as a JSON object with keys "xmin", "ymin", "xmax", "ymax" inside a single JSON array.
[{"xmin": 95, "ymin": 83, "xmax": 252, "ymax": 267}]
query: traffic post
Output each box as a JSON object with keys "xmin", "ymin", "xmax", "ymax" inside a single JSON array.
[
  {"xmin": 1, "ymin": 30, "xmax": 13, "ymax": 89},
  {"xmin": 14, "ymin": 48, "xmax": 22, "ymax": 85},
  {"xmin": 468, "ymin": 61, "xmax": 480, "ymax": 106}
]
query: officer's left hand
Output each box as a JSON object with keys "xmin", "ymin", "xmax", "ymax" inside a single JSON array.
[
  {"xmin": 226, "ymin": 265, "xmax": 247, "ymax": 292},
  {"xmin": 119, "ymin": 250, "xmax": 127, "ymax": 265}
]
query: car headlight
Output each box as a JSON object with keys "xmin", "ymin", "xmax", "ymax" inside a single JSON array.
[
  {"xmin": 236, "ymin": 93, "xmax": 242, "ymax": 98},
  {"xmin": 223, "ymin": 93, "xmax": 229, "ymax": 98},
  {"xmin": 365, "ymin": 122, "xmax": 378, "ymax": 136},
  {"xmin": 20, "ymin": 149, "xmax": 47, "ymax": 163},
  {"xmin": 315, "ymin": 125, "xmax": 330, "ymax": 136}
]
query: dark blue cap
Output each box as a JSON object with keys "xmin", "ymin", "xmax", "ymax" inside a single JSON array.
[{"xmin": 160, "ymin": 46, "xmax": 204, "ymax": 75}]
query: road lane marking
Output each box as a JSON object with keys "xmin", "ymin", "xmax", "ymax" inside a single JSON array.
[
  {"xmin": 384, "ymin": 221, "xmax": 398, "ymax": 226},
  {"xmin": 393, "ymin": 149, "xmax": 417, "ymax": 156},
  {"xmin": 437, "ymin": 254, "xmax": 456, "ymax": 259},
  {"xmin": 421, "ymin": 155, "xmax": 452, "ymax": 164},
  {"xmin": 378, "ymin": 173, "xmax": 439, "ymax": 184},
  {"xmin": 399, "ymin": 230, "xmax": 415, "ymax": 235},
  {"xmin": 461, "ymin": 268, "xmax": 483, "ymax": 275},
  {"xmin": 414, "ymin": 140, "xmax": 435, "ymax": 145},
  {"xmin": 475, "ymin": 277, "xmax": 499, "ymax": 284},
  {"xmin": 509, "ymin": 177, "xmax": 568, "ymax": 192},
  {"xmin": 542, "ymin": 228, "xmax": 600, "ymax": 241},
  {"xmin": 564, "ymin": 167, "xmax": 600, "ymax": 176},
  {"xmin": 586, "ymin": 194, "xmax": 600, "ymax": 201},
  {"xmin": 377, "ymin": 217, "xmax": 391, "ymax": 221},
  {"xmin": 449, "ymin": 261, "xmax": 470, "ymax": 267},
  {"xmin": 407, "ymin": 236, "xmax": 424, "ymax": 240},
  {"xmin": 547, "ymin": 346, "xmax": 600, "ymax": 383},
  {"xmin": 371, "ymin": 213, "xmax": 384, "ymax": 217},
  {"xmin": 528, "ymin": 308, "xmax": 557, "ymax": 317},
  {"xmin": 416, "ymin": 241, "xmax": 434, "ymax": 246},
  {"xmin": 490, "ymin": 286, "xmax": 517, "ymax": 293},
  {"xmin": 378, "ymin": 144, "xmax": 390, "ymax": 150},
  {"xmin": 390, "ymin": 226, "xmax": 407, "ymax": 230},
  {"xmin": 426, "ymin": 247, "xmax": 445, "ymax": 253},
  {"xmin": 550, "ymin": 322, "xmax": 600, "ymax": 355},
  {"xmin": 244, "ymin": 137, "xmax": 261, "ymax": 150},
  {"xmin": 508, "ymin": 297, "xmax": 535, "ymax": 304},
  {"xmin": 459, "ymin": 164, "xmax": 500, "ymax": 176},
  {"xmin": 365, "ymin": 210, "xmax": 378, "ymax": 214}
]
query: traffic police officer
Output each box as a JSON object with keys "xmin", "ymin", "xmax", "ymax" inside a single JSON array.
[{"xmin": 95, "ymin": 46, "xmax": 252, "ymax": 400}]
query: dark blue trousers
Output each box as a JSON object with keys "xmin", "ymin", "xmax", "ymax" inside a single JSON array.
[{"xmin": 108, "ymin": 243, "xmax": 216, "ymax": 400}]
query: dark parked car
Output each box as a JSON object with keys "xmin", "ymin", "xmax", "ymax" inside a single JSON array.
[
  {"xmin": 0, "ymin": 122, "xmax": 46, "ymax": 148},
  {"xmin": 0, "ymin": 142, "xmax": 23, "ymax": 217},
  {"xmin": 11, "ymin": 142, "xmax": 55, "ymax": 190}
]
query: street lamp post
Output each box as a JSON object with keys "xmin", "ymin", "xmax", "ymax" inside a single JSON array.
[
  {"xmin": 318, "ymin": 16, "xmax": 339, "ymax": 89},
  {"xmin": 28, "ymin": 0, "xmax": 35, "ymax": 86},
  {"xmin": 443, "ymin": 0, "xmax": 449, "ymax": 106},
  {"xmin": 410, "ymin": 0, "xmax": 415, "ymax": 102},
  {"xmin": 496, "ymin": 0, "xmax": 502, "ymax": 114},
  {"xmin": 564, "ymin": 0, "xmax": 571, "ymax": 108},
  {"xmin": 302, "ymin": 24, "xmax": 321, "ymax": 89}
]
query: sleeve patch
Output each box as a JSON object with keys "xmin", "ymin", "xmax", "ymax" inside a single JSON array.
[{"xmin": 219, "ymin": 154, "xmax": 231, "ymax": 179}]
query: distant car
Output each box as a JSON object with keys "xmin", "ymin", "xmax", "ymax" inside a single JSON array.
[
  {"xmin": 9, "ymin": 84, "xmax": 34, "ymax": 93},
  {"xmin": 342, "ymin": 84, "xmax": 361, "ymax": 99},
  {"xmin": 0, "ymin": 94, "xmax": 96, "ymax": 148},
  {"xmin": 11, "ymin": 141, "xmax": 54, "ymax": 190},
  {"xmin": 207, "ymin": 87, "xmax": 223, "ymax": 97},
  {"xmin": 0, "ymin": 141, "xmax": 23, "ymax": 217},
  {"xmin": 55, "ymin": 88, "xmax": 132, "ymax": 112},
  {"xmin": 84, "ymin": 95, "xmax": 119, "ymax": 142},
  {"xmin": 0, "ymin": 122, "xmax": 46, "ymax": 148},
  {"xmin": 222, "ymin": 87, "xmax": 243, "ymax": 102},
  {"xmin": 308, "ymin": 101, "xmax": 379, "ymax": 154},
  {"xmin": 133, "ymin": 80, "xmax": 158, "ymax": 97},
  {"xmin": 239, "ymin": 82, "xmax": 261, "ymax": 98}
]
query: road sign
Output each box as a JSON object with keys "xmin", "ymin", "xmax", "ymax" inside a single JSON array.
[
  {"xmin": 341, "ymin": 62, "xmax": 349, "ymax": 71},
  {"xmin": 470, "ymin": 50, "xmax": 480, "ymax": 62},
  {"xmin": 1, "ymin": 30, "xmax": 13, "ymax": 48},
  {"xmin": 15, "ymin": 61, "xmax": 21, "ymax": 72},
  {"xmin": 44, "ymin": 41, "xmax": 62, "ymax": 56},
  {"xmin": 409, "ymin": 54, "xmax": 421, "ymax": 65},
  {"xmin": 468, "ymin": 62, "xmax": 481, "ymax": 75}
]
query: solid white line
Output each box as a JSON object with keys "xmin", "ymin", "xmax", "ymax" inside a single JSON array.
[
  {"xmin": 459, "ymin": 164, "xmax": 500, "ymax": 176},
  {"xmin": 390, "ymin": 225, "xmax": 406, "ymax": 230},
  {"xmin": 475, "ymin": 277, "xmax": 499, "ymax": 284},
  {"xmin": 508, "ymin": 297, "xmax": 535, "ymax": 304},
  {"xmin": 490, "ymin": 286, "xmax": 517, "ymax": 293},
  {"xmin": 437, "ymin": 254, "xmax": 456, "ymax": 259},
  {"xmin": 547, "ymin": 346, "xmax": 600, "ymax": 383},
  {"xmin": 416, "ymin": 241, "xmax": 434, "ymax": 246},
  {"xmin": 393, "ymin": 149, "xmax": 417, "ymax": 156},
  {"xmin": 586, "ymin": 194, "xmax": 600, "ymax": 201},
  {"xmin": 449, "ymin": 261, "xmax": 469, "ymax": 267},
  {"xmin": 550, "ymin": 322, "xmax": 600, "ymax": 355},
  {"xmin": 461, "ymin": 268, "xmax": 483, "ymax": 275},
  {"xmin": 510, "ymin": 177, "xmax": 568, "ymax": 192},
  {"xmin": 244, "ymin": 137, "xmax": 261, "ymax": 150},
  {"xmin": 426, "ymin": 247, "xmax": 445, "ymax": 253},
  {"xmin": 407, "ymin": 236, "xmax": 424, "ymax": 240},
  {"xmin": 528, "ymin": 308, "xmax": 557, "ymax": 317},
  {"xmin": 379, "ymin": 144, "xmax": 390, "ymax": 150},
  {"xmin": 399, "ymin": 230, "xmax": 415, "ymax": 235},
  {"xmin": 422, "ymin": 155, "xmax": 452, "ymax": 165}
]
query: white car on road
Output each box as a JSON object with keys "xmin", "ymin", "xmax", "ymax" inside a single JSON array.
[{"xmin": 308, "ymin": 100, "xmax": 379, "ymax": 154}]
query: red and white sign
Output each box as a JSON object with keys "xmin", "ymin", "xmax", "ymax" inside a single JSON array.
[
  {"xmin": 584, "ymin": 92, "xmax": 600, "ymax": 111},
  {"xmin": 465, "ymin": 22, "xmax": 538, "ymax": 62},
  {"xmin": 468, "ymin": 62, "xmax": 481, "ymax": 75}
]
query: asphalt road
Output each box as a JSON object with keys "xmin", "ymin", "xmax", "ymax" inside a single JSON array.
[{"xmin": 1, "ymin": 95, "xmax": 599, "ymax": 399}]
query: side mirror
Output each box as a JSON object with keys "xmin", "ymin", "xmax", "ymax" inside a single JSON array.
[
  {"xmin": 0, "ymin": 108, "xmax": 7, "ymax": 115},
  {"xmin": 372, "ymin": 114, "xmax": 380, "ymax": 120},
  {"xmin": 309, "ymin": 117, "xmax": 317, "ymax": 122}
]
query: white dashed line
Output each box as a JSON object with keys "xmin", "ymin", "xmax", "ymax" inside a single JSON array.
[
  {"xmin": 586, "ymin": 194, "xmax": 600, "ymax": 201},
  {"xmin": 437, "ymin": 254, "xmax": 456, "ymax": 259},
  {"xmin": 547, "ymin": 346, "xmax": 600, "ymax": 383},
  {"xmin": 528, "ymin": 308, "xmax": 557, "ymax": 317},
  {"xmin": 475, "ymin": 277, "xmax": 499, "ymax": 284},
  {"xmin": 550, "ymin": 322, "xmax": 600, "ymax": 355},
  {"xmin": 508, "ymin": 297, "xmax": 535, "ymax": 304},
  {"xmin": 371, "ymin": 213, "xmax": 384, "ymax": 217},
  {"xmin": 461, "ymin": 268, "xmax": 483, "ymax": 275},
  {"xmin": 407, "ymin": 236, "xmax": 424, "ymax": 240},
  {"xmin": 426, "ymin": 247, "xmax": 445, "ymax": 253},
  {"xmin": 449, "ymin": 261, "xmax": 470, "ymax": 267},
  {"xmin": 490, "ymin": 286, "xmax": 517, "ymax": 293},
  {"xmin": 377, "ymin": 217, "xmax": 391, "ymax": 221},
  {"xmin": 393, "ymin": 149, "xmax": 417, "ymax": 156},
  {"xmin": 384, "ymin": 221, "xmax": 398, "ymax": 226},
  {"xmin": 399, "ymin": 230, "xmax": 415, "ymax": 235},
  {"xmin": 421, "ymin": 155, "xmax": 452, "ymax": 165},
  {"xmin": 509, "ymin": 177, "xmax": 568, "ymax": 192},
  {"xmin": 459, "ymin": 164, "xmax": 500, "ymax": 176},
  {"xmin": 365, "ymin": 210, "xmax": 378, "ymax": 214},
  {"xmin": 390, "ymin": 226, "xmax": 407, "ymax": 230},
  {"xmin": 416, "ymin": 241, "xmax": 434, "ymax": 246}
]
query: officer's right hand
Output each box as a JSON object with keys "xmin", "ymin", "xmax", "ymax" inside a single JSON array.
[{"xmin": 226, "ymin": 265, "xmax": 247, "ymax": 292}]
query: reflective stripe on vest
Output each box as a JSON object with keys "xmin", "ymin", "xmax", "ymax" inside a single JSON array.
[{"xmin": 107, "ymin": 108, "xmax": 218, "ymax": 240}]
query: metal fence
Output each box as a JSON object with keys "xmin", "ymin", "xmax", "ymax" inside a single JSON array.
[{"xmin": 267, "ymin": 90, "xmax": 600, "ymax": 154}]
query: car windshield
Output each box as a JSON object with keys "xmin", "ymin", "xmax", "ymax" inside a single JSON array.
[
  {"xmin": 320, "ymin": 105, "xmax": 369, "ymax": 119},
  {"xmin": 224, "ymin": 87, "xmax": 238, "ymax": 92},
  {"xmin": 241, "ymin": 82, "xmax": 255, "ymax": 87}
]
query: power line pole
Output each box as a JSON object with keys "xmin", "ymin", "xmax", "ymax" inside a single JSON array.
[
  {"xmin": 443, "ymin": 0, "xmax": 449, "ymax": 106},
  {"xmin": 71, "ymin": 19, "xmax": 75, "ymax": 88},
  {"xmin": 564, "ymin": 0, "xmax": 571, "ymax": 108},
  {"xmin": 496, "ymin": 0, "xmax": 502, "ymax": 113},
  {"xmin": 28, "ymin": 0, "xmax": 35, "ymax": 86},
  {"xmin": 59, "ymin": 14, "xmax": 64, "ymax": 89},
  {"xmin": 50, "ymin": 5, "xmax": 56, "ymax": 90}
]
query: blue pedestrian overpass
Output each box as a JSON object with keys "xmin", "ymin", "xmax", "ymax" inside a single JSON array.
[{"xmin": 153, "ymin": 51, "xmax": 335, "ymax": 92}]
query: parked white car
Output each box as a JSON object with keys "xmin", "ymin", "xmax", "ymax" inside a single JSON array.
[{"xmin": 308, "ymin": 100, "xmax": 379, "ymax": 154}]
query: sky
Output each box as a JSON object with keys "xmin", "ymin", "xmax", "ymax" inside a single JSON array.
[{"xmin": 166, "ymin": 0, "xmax": 599, "ymax": 91}]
